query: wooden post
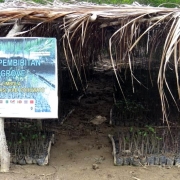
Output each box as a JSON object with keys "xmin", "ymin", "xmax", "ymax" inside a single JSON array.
[
  {"xmin": 0, "ymin": 118, "xmax": 10, "ymax": 172},
  {"xmin": 0, "ymin": 20, "xmax": 24, "ymax": 172}
]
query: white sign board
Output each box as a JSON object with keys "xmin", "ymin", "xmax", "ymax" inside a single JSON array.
[{"xmin": 0, "ymin": 37, "xmax": 58, "ymax": 118}]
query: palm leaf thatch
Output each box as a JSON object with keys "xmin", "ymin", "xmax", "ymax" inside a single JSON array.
[{"xmin": 0, "ymin": 1, "xmax": 180, "ymax": 124}]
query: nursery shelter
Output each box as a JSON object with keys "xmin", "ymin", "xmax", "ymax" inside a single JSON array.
[{"xmin": 0, "ymin": 0, "xmax": 180, "ymax": 171}]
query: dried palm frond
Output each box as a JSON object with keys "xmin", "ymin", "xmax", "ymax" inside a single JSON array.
[{"xmin": 157, "ymin": 13, "xmax": 180, "ymax": 125}]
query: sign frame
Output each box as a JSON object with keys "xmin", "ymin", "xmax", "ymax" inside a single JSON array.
[{"xmin": 0, "ymin": 37, "xmax": 58, "ymax": 119}]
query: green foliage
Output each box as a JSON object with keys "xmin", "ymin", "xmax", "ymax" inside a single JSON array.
[
  {"xmin": 137, "ymin": 0, "xmax": 180, "ymax": 7},
  {"xmin": 67, "ymin": 0, "xmax": 179, "ymax": 7},
  {"xmin": 8, "ymin": 0, "xmax": 178, "ymax": 7},
  {"xmin": 134, "ymin": 125, "xmax": 163, "ymax": 140},
  {"xmin": 89, "ymin": 0, "xmax": 134, "ymax": 4},
  {"xmin": 115, "ymin": 99, "xmax": 145, "ymax": 114},
  {"xmin": 145, "ymin": 125, "xmax": 156, "ymax": 133},
  {"xmin": 94, "ymin": 0, "xmax": 180, "ymax": 6},
  {"xmin": 33, "ymin": 0, "xmax": 53, "ymax": 3}
]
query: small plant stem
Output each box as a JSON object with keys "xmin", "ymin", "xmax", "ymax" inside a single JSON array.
[
  {"xmin": 119, "ymin": 135, "xmax": 122, "ymax": 155},
  {"xmin": 141, "ymin": 140, "xmax": 144, "ymax": 156}
]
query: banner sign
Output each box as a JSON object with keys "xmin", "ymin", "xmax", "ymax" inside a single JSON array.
[{"xmin": 0, "ymin": 37, "xmax": 58, "ymax": 118}]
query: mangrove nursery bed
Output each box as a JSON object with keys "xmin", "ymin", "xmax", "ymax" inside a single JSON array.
[
  {"xmin": 109, "ymin": 127, "xmax": 180, "ymax": 166},
  {"xmin": 5, "ymin": 119, "xmax": 54, "ymax": 166}
]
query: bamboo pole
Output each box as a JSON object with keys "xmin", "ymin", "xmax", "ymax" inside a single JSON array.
[{"xmin": 0, "ymin": 20, "xmax": 24, "ymax": 172}]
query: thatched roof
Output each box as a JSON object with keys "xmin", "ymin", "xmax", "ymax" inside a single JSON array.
[
  {"xmin": 1, "ymin": 1, "xmax": 180, "ymax": 123},
  {"xmin": 0, "ymin": 1, "xmax": 179, "ymax": 31}
]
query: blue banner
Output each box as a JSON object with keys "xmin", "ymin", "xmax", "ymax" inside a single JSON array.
[{"xmin": 0, "ymin": 37, "xmax": 58, "ymax": 118}]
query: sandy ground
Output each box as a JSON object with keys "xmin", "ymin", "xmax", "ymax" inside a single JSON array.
[{"xmin": 1, "ymin": 71, "xmax": 180, "ymax": 180}]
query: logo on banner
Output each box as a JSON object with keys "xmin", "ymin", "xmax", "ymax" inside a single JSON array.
[
  {"xmin": 17, "ymin": 100, "xmax": 22, "ymax": 104},
  {"xmin": 24, "ymin": 100, "xmax": 28, "ymax": 104},
  {"xmin": 30, "ymin": 100, "xmax": 34, "ymax": 104},
  {"xmin": 0, "ymin": 100, "xmax": 3, "ymax": 103},
  {"xmin": 10, "ymin": 100, "xmax": 15, "ymax": 104}
]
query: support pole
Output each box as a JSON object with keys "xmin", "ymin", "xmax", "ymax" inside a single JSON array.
[{"xmin": 0, "ymin": 118, "xmax": 10, "ymax": 172}]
